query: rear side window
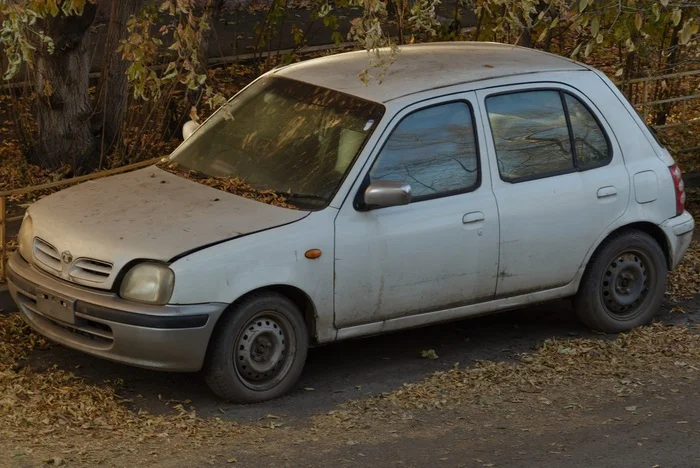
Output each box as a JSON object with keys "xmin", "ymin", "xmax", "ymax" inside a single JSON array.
[
  {"xmin": 486, "ymin": 91, "xmax": 573, "ymax": 182},
  {"xmin": 369, "ymin": 101, "xmax": 479, "ymax": 200},
  {"xmin": 486, "ymin": 89, "xmax": 611, "ymax": 182}
]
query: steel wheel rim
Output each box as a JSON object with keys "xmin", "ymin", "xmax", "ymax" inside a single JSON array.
[
  {"xmin": 233, "ymin": 311, "xmax": 296, "ymax": 392},
  {"xmin": 600, "ymin": 249, "xmax": 654, "ymax": 320}
]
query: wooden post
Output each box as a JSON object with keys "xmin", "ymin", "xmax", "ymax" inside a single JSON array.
[
  {"xmin": 682, "ymin": 99, "xmax": 687, "ymax": 128},
  {"xmin": 0, "ymin": 196, "xmax": 5, "ymax": 281}
]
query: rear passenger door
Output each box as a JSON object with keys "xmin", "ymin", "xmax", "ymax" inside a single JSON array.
[{"xmin": 476, "ymin": 84, "xmax": 630, "ymax": 298}]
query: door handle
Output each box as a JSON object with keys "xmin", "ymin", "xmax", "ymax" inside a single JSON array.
[
  {"xmin": 463, "ymin": 211, "xmax": 485, "ymax": 224},
  {"xmin": 597, "ymin": 186, "xmax": 617, "ymax": 198}
]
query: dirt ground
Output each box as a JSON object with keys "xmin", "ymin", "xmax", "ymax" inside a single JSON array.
[{"xmin": 2, "ymin": 293, "xmax": 700, "ymax": 467}]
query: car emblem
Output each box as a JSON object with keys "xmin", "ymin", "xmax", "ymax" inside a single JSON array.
[{"xmin": 61, "ymin": 251, "xmax": 73, "ymax": 264}]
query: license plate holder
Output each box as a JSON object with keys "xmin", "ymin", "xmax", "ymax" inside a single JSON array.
[{"xmin": 36, "ymin": 290, "xmax": 75, "ymax": 325}]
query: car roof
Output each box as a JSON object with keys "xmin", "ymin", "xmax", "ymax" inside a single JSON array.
[{"xmin": 273, "ymin": 41, "xmax": 588, "ymax": 103}]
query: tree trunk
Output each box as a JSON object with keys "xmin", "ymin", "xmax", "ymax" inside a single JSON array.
[
  {"xmin": 96, "ymin": 0, "xmax": 141, "ymax": 158},
  {"xmin": 517, "ymin": 11, "xmax": 532, "ymax": 47},
  {"xmin": 32, "ymin": 5, "xmax": 98, "ymax": 173}
]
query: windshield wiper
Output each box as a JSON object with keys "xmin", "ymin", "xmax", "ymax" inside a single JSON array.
[
  {"xmin": 275, "ymin": 191, "xmax": 327, "ymax": 207},
  {"xmin": 286, "ymin": 193, "xmax": 325, "ymax": 201}
]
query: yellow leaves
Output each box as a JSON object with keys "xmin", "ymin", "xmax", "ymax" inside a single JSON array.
[
  {"xmin": 579, "ymin": 0, "xmax": 590, "ymax": 13},
  {"xmin": 666, "ymin": 241, "xmax": 700, "ymax": 302},
  {"xmin": 672, "ymin": 8, "xmax": 682, "ymax": 27},
  {"xmin": 41, "ymin": 79, "xmax": 53, "ymax": 97},
  {"xmin": 635, "ymin": 12, "xmax": 643, "ymax": 31},
  {"xmin": 679, "ymin": 20, "xmax": 699, "ymax": 45},
  {"xmin": 45, "ymin": 0, "xmax": 60, "ymax": 17},
  {"xmin": 571, "ymin": 42, "xmax": 582, "ymax": 58},
  {"xmin": 61, "ymin": 0, "xmax": 92, "ymax": 16},
  {"xmin": 590, "ymin": 17, "xmax": 600, "ymax": 37}
]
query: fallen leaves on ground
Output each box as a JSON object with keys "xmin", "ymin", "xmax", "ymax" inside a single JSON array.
[
  {"xmin": 331, "ymin": 323, "xmax": 700, "ymax": 418},
  {"xmin": 1, "ymin": 309, "xmax": 700, "ymax": 465},
  {"xmin": 666, "ymin": 241, "xmax": 700, "ymax": 302},
  {"xmin": 0, "ymin": 314, "xmax": 248, "ymax": 465}
]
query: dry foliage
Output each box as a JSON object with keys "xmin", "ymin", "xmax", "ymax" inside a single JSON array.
[
  {"xmin": 332, "ymin": 323, "xmax": 700, "ymax": 418},
  {"xmin": 0, "ymin": 313, "xmax": 251, "ymax": 464},
  {"xmin": 0, "ymin": 307, "xmax": 699, "ymax": 464},
  {"xmin": 667, "ymin": 241, "xmax": 700, "ymax": 302},
  {"xmin": 156, "ymin": 159, "xmax": 298, "ymax": 209}
]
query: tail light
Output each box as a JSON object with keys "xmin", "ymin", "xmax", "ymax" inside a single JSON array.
[{"xmin": 669, "ymin": 164, "xmax": 685, "ymax": 216}]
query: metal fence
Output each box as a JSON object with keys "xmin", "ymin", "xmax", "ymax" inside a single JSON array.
[{"xmin": 616, "ymin": 69, "xmax": 700, "ymax": 154}]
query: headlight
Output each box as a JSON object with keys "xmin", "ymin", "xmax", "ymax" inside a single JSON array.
[
  {"xmin": 119, "ymin": 262, "xmax": 175, "ymax": 305},
  {"xmin": 18, "ymin": 214, "xmax": 34, "ymax": 263}
]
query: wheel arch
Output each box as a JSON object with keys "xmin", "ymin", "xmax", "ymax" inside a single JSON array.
[
  {"xmin": 578, "ymin": 221, "xmax": 671, "ymax": 291},
  {"xmin": 211, "ymin": 284, "xmax": 319, "ymax": 345}
]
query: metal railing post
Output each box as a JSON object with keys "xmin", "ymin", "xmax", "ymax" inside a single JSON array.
[
  {"xmin": 0, "ymin": 196, "xmax": 5, "ymax": 281},
  {"xmin": 643, "ymin": 81, "xmax": 649, "ymax": 124}
]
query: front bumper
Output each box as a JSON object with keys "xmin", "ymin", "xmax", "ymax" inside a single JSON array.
[
  {"xmin": 6, "ymin": 253, "xmax": 226, "ymax": 372},
  {"xmin": 660, "ymin": 210, "xmax": 695, "ymax": 270}
]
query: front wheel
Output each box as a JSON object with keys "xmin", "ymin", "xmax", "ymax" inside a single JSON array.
[
  {"xmin": 573, "ymin": 230, "xmax": 668, "ymax": 333},
  {"xmin": 204, "ymin": 292, "xmax": 309, "ymax": 403}
]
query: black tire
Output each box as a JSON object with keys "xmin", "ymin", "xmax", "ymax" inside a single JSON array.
[
  {"xmin": 573, "ymin": 230, "xmax": 667, "ymax": 333},
  {"xmin": 204, "ymin": 292, "xmax": 309, "ymax": 403}
]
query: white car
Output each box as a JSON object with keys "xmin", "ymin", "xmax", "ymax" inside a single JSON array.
[{"xmin": 7, "ymin": 42, "xmax": 695, "ymax": 403}]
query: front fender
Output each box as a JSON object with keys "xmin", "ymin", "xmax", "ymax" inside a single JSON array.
[{"xmin": 168, "ymin": 210, "xmax": 337, "ymax": 343}]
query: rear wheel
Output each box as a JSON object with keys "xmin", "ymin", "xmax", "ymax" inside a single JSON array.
[
  {"xmin": 574, "ymin": 230, "xmax": 667, "ymax": 333},
  {"xmin": 204, "ymin": 292, "xmax": 308, "ymax": 403}
]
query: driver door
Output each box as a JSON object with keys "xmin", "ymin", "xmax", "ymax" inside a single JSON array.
[{"xmin": 333, "ymin": 94, "xmax": 500, "ymax": 329}]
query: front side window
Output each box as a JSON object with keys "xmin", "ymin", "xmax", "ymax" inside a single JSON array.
[
  {"xmin": 165, "ymin": 76, "xmax": 385, "ymax": 210},
  {"xmin": 369, "ymin": 101, "xmax": 480, "ymax": 201},
  {"xmin": 486, "ymin": 89, "xmax": 611, "ymax": 182}
]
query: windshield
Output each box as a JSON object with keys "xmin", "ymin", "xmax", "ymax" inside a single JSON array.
[{"xmin": 165, "ymin": 76, "xmax": 385, "ymax": 210}]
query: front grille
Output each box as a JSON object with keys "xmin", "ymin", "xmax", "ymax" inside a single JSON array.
[
  {"xmin": 16, "ymin": 290, "xmax": 114, "ymax": 346},
  {"xmin": 70, "ymin": 258, "xmax": 113, "ymax": 283},
  {"xmin": 33, "ymin": 238, "xmax": 61, "ymax": 271}
]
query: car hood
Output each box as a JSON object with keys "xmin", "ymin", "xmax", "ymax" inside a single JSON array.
[{"xmin": 27, "ymin": 165, "xmax": 309, "ymax": 289}]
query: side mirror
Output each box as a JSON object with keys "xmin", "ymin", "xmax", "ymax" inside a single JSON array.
[
  {"xmin": 363, "ymin": 180, "xmax": 412, "ymax": 208},
  {"xmin": 182, "ymin": 120, "xmax": 200, "ymax": 140}
]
